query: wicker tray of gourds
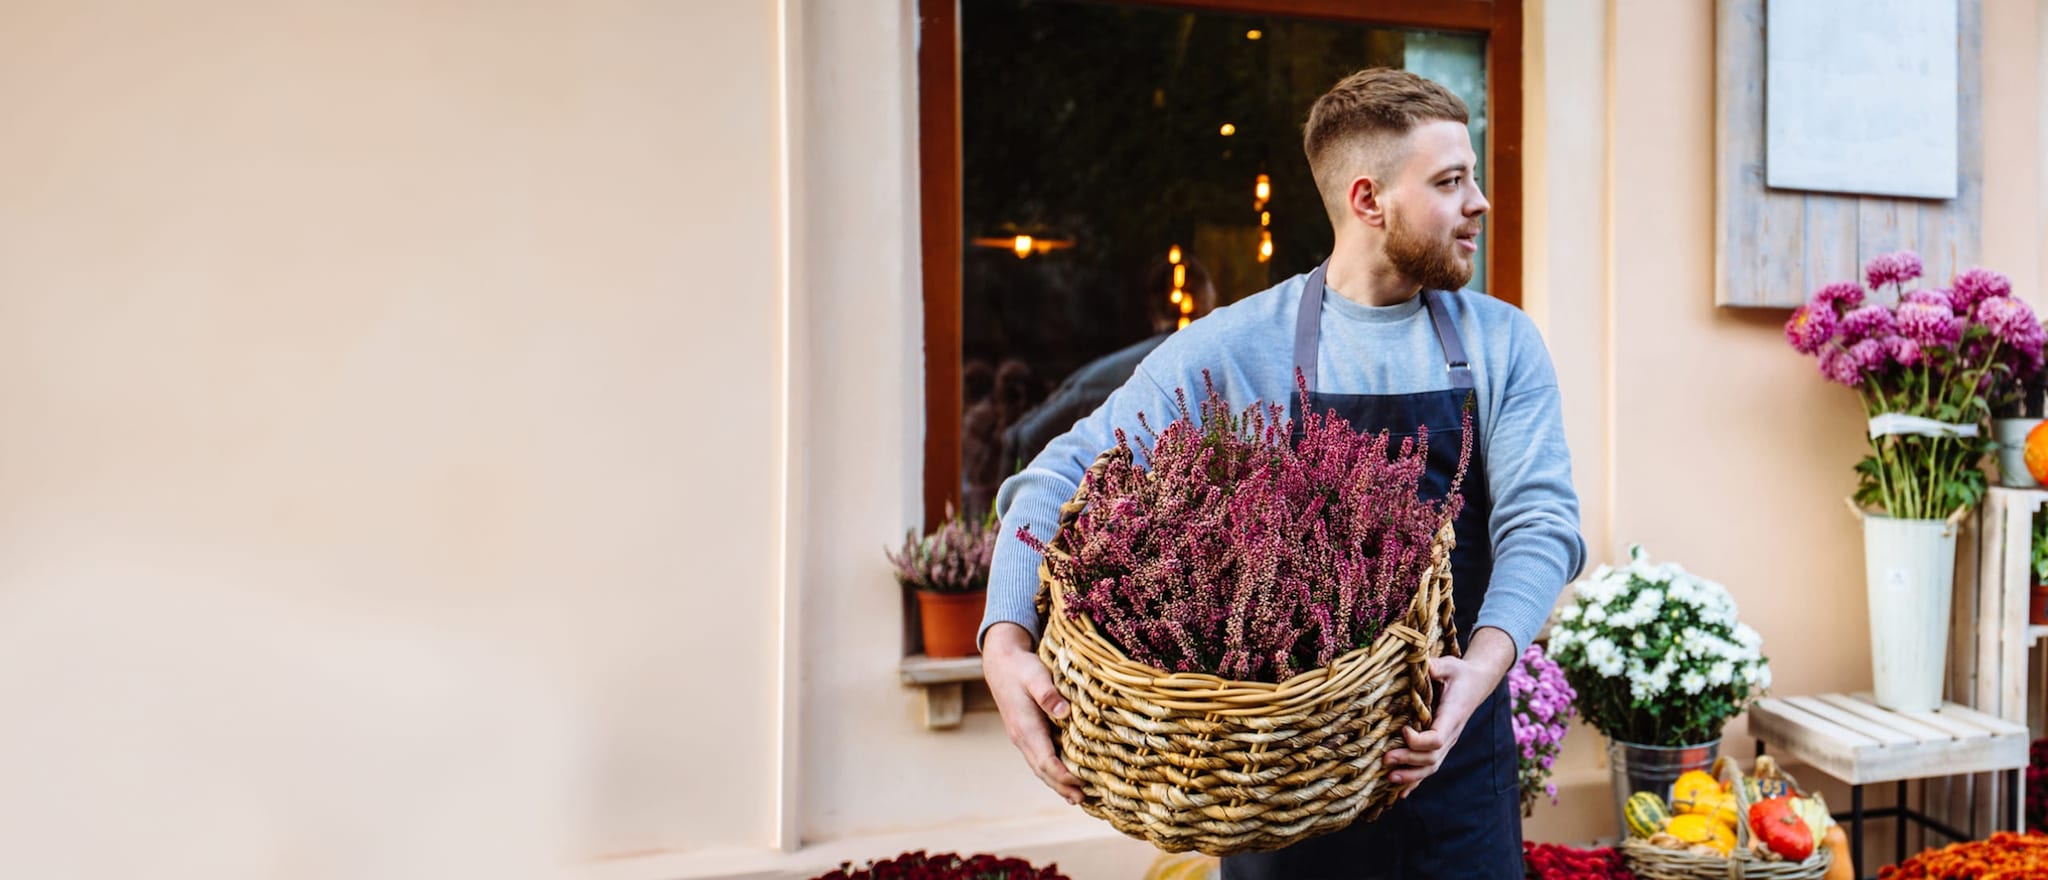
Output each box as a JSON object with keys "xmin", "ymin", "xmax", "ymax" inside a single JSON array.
[{"xmin": 1620, "ymin": 755, "xmax": 1850, "ymax": 880}]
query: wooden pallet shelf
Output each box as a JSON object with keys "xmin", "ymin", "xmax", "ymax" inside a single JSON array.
[{"xmin": 1947, "ymin": 486, "xmax": 2048, "ymax": 833}]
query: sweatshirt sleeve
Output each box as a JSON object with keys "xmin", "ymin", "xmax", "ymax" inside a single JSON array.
[{"xmin": 1471, "ymin": 310, "xmax": 1589, "ymax": 653}]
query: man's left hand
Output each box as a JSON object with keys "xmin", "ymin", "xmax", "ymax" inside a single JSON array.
[{"xmin": 1381, "ymin": 626, "xmax": 1518, "ymax": 798}]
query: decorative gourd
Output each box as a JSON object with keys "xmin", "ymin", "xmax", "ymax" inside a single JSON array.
[
  {"xmin": 1667, "ymin": 814, "xmax": 1735, "ymax": 856},
  {"xmin": 1790, "ymin": 794, "xmax": 1834, "ymax": 844},
  {"xmin": 2027, "ymin": 420, "xmax": 2048, "ymax": 483},
  {"xmin": 1625, "ymin": 791, "xmax": 1672, "ymax": 838},
  {"xmin": 1821, "ymin": 824, "xmax": 1853, "ymax": 880},
  {"xmin": 1748, "ymin": 796, "xmax": 1816, "ymax": 861},
  {"xmin": 1676, "ymin": 790, "xmax": 1741, "ymax": 828},
  {"xmin": 1671, "ymin": 770, "xmax": 1720, "ymax": 805}
]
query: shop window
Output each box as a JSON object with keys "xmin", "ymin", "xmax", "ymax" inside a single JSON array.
[{"xmin": 917, "ymin": 0, "xmax": 1523, "ymax": 527}]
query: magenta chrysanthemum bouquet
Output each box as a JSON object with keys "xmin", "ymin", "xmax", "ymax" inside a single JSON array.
[
  {"xmin": 1511, "ymin": 642, "xmax": 1577, "ymax": 816},
  {"xmin": 1019, "ymin": 373, "xmax": 1472, "ymax": 684},
  {"xmin": 1785, "ymin": 251, "xmax": 2047, "ymax": 518}
]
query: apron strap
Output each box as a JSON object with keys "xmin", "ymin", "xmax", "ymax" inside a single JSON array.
[
  {"xmin": 1423, "ymin": 290, "xmax": 1477, "ymax": 391},
  {"xmin": 1293, "ymin": 261, "xmax": 1328, "ymax": 394},
  {"xmin": 1293, "ymin": 260, "xmax": 1478, "ymax": 393}
]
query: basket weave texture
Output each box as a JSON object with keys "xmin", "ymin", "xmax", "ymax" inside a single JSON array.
[
  {"xmin": 1033, "ymin": 449, "xmax": 1460, "ymax": 856},
  {"xmin": 1622, "ymin": 755, "xmax": 1834, "ymax": 880}
]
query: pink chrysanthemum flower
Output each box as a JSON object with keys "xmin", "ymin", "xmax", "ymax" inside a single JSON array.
[
  {"xmin": 1783, "ymin": 304, "xmax": 1837, "ymax": 354},
  {"xmin": 1813, "ymin": 281, "xmax": 1866, "ymax": 312},
  {"xmin": 1839, "ymin": 304, "xmax": 1897, "ymax": 342},
  {"xmin": 1898, "ymin": 300, "xmax": 1963, "ymax": 347},
  {"xmin": 1952, "ymin": 267, "xmax": 2013, "ymax": 315}
]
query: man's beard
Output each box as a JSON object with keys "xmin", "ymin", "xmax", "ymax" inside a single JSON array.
[{"xmin": 1385, "ymin": 212, "xmax": 1474, "ymax": 292}]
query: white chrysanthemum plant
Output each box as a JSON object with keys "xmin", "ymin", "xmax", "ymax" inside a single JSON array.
[{"xmin": 1546, "ymin": 545, "xmax": 1771, "ymax": 748}]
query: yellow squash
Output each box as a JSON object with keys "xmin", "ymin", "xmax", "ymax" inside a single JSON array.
[
  {"xmin": 1666, "ymin": 814, "xmax": 1736, "ymax": 857},
  {"xmin": 1671, "ymin": 770, "xmax": 1721, "ymax": 805}
]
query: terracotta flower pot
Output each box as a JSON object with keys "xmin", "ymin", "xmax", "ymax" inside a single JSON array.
[
  {"xmin": 917, "ymin": 589, "xmax": 987, "ymax": 658},
  {"xmin": 2031, "ymin": 583, "xmax": 2048, "ymax": 626}
]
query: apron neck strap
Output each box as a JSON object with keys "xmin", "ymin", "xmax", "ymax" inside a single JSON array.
[{"xmin": 1293, "ymin": 260, "xmax": 1477, "ymax": 394}]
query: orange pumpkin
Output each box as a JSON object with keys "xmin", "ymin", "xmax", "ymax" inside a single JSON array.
[{"xmin": 2026, "ymin": 420, "xmax": 2048, "ymax": 483}]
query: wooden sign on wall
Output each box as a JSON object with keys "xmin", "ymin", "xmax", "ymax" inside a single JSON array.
[{"xmin": 1715, "ymin": 0, "xmax": 1982, "ymax": 309}]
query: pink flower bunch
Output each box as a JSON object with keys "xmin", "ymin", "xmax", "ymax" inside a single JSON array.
[
  {"xmin": 808, "ymin": 851, "xmax": 1069, "ymax": 880},
  {"xmin": 1785, "ymin": 251, "xmax": 2047, "ymax": 518},
  {"xmin": 1510, "ymin": 642, "xmax": 1577, "ymax": 814},
  {"xmin": 1019, "ymin": 372, "xmax": 1471, "ymax": 683},
  {"xmin": 887, "ymin": 505, "xmax": 998, "ymax": 594},
  {"xmin": 1786, "ymin": 251, "xmax": 2044, "ymax": 403}
]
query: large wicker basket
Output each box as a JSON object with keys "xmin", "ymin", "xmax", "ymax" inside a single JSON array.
[
  {"xmin": 1032, "ymin": 450, "xmax": 1460, "ymax": 857},
  {"xmin": 1622, "ymin": 756, "xmax": 1834, "ymax": 880}
]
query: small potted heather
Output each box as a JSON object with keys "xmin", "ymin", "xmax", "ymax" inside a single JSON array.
[
  {"xmin": 888, "ymin": 505, "xmax": 998, "ymax": 659},
  {"xmin": 1020, "ymin": 375, "xmax": 1472, "ymax": 855},
  {"xmin": 1511, "ymin": 642, "xmax": 1577, "ymax": 817}
]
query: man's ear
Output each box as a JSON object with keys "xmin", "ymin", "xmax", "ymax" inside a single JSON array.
[{"xmin": 1348, "ymin": 173, "xmax": 1387, "ymax": 229}]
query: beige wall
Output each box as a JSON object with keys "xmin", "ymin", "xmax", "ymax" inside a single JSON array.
[
  {"xmin": 0, "ymin": 1, "xmax": 788, "ymax": 876},
  {"xmin": 0, "ymin": 1, "xmax": 2041, "ymax": 878}
]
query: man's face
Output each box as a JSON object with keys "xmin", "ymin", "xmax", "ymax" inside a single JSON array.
[{"xmin": 1380, "ymin": 120, "xmax": 1490, "ymax": 292}]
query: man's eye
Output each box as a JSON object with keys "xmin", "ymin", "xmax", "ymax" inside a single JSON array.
[{"xmin": 1441, "ymin": 177, "xmax": 1462, "ymax": 188}]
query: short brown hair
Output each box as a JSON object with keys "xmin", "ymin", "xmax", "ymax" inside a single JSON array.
[{"xmin": 1303, "ymin": 68, "xmax": 1469, "ymax": 223}]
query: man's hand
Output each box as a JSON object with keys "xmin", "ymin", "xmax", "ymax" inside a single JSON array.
[
  {"xmin": 1381, "ymin": 626, "xmax": 1518, "ymax": 798},
  {"xmin": 982, "ymin": 622, "xmax": 1085, "ymax": 804}
]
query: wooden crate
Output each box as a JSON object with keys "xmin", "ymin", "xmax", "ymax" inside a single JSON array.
[{"xmin": 1937, "ymin": 486, "xmax": 2048, "ymax": 834}]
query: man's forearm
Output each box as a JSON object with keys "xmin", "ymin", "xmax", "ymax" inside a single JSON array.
[{"xmin": 1463, "ymin": 625, "xmax": 1519, "ymax": 693}]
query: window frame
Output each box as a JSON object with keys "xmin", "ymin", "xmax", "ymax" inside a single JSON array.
[{"xmin": 916, "ymin": 0, "xmax": 1524, "ymax": 529}]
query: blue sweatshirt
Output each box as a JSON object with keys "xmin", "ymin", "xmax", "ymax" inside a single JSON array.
[{"xmin": 979, "ymin": 270, "xmax": 1589, "ymax": 655}]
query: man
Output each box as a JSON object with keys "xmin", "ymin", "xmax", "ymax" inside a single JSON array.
[{"xmin": 978, "ymin": 68, "xmax": 1586, "ymax": 879}]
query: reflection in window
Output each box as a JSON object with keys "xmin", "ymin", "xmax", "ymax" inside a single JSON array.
[{"xmin": 958, "ymin": 0, "xmax": 1487, "ymax": 514}]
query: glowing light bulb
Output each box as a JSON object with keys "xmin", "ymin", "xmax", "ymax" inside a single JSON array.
[{"xmin": 1012, "ymin": 235, "xmax": 1033, "ymax": 259}]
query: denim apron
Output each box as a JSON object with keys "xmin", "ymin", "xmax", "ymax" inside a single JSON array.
[{"xmin": 1220, "ymin": 263, "xmax": 1521, "ymax": 879}]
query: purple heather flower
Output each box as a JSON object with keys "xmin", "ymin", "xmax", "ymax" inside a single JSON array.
[
  {"xmin": 1952, "ymin": 268, "xmax": 2013, "ymax": 315},
  {"xmin": 1784, "ymin": 304, "xmax": 1836, "ymax": 354},
  {"xmin": 1813, "ymin": 281, "xmax": 1866, "ymax": 312},
  {"xmin": 1897, "ymin": 300, "xmax": 1963, "ymax": 347},
  {"xmin": 1838, "ymin": 304, "xmax": 1896, "ymax": 342}
]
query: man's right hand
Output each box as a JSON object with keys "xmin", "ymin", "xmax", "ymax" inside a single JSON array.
[{"xmin": 982, "ymin": 622, "xmax": 1085, "ymax": 805}]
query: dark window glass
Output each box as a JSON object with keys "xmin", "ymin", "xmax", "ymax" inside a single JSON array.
[{"xmin": 956, "ymin": 0, "xmax": 1487, "ymax": 514}]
